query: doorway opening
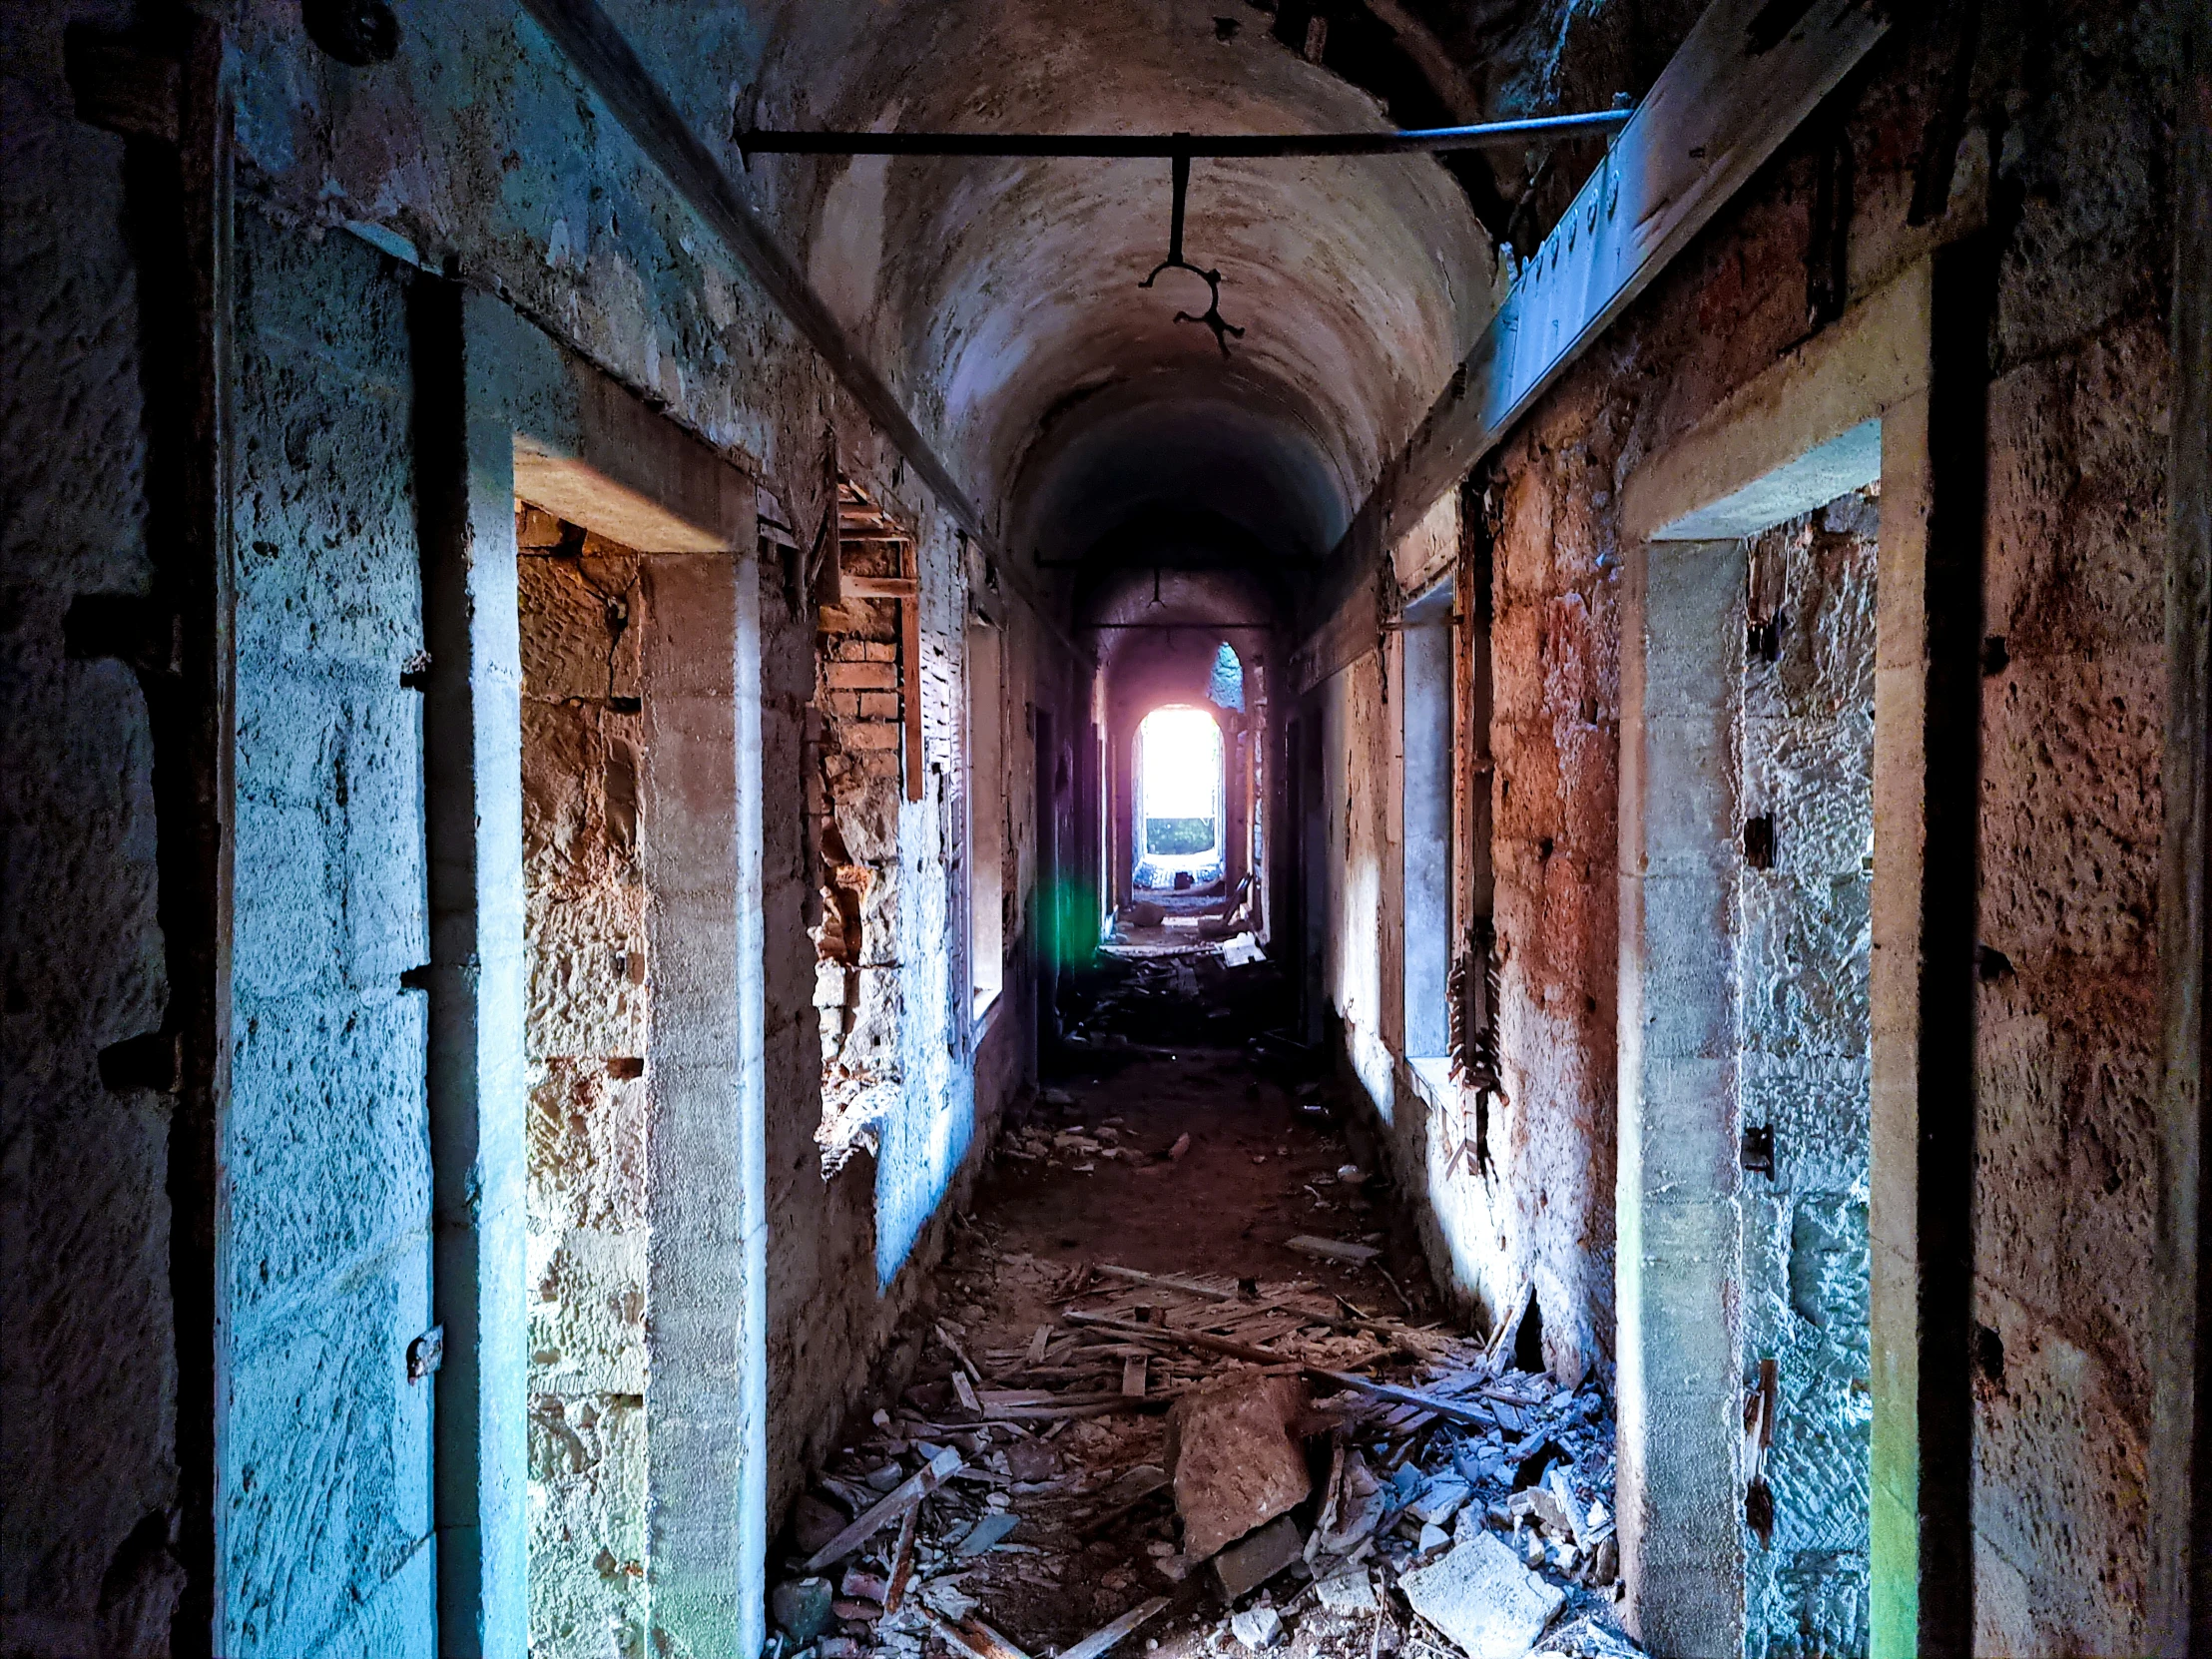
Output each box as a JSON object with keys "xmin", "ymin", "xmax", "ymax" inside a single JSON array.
[
  {"xmin": 1132, "ymin": 704, "xmax": 1224, "ymax": 893},
  {"xmin": 514, "ymin": 504, "xmax": 653, "ymax": 1658}
]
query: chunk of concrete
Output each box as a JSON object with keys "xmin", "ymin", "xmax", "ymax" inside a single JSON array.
[
  {"xmin": 1214, "ymin": 1514, "xmax": 1305, "ymax": 1597},
  {"xmin": 957, "ymin": 1513, "xmax": 1021, "ymax": 1556},
  {"xmin": 772, "ymin": 1576, "xmax": 835, "ymax": 1642},
  {"xmin": 1166, "ymin": 1375, "xmax": 1312, "ymax": 1559},
  {"xmin": 1230, "ymin": 1607, "xmax": 1283, "ymax": 1650},
  {"xmin": 1313, "ymin": 1566, "xmax": 1381, "ymax": 1613},
  {"xmin": 1397, "ymin": 1532, "xmax": 1564, "ymax": 1659}
]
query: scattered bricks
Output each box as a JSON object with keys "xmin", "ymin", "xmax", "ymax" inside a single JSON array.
[
  {"xmin": 833, "ymin": 640, "xmax": 873, "ymax": 660},
  {"xmin": 843, "ymin": 723, "xmax": 901, "ymax": 751},
  {"xmin": 861, "ymin": 642, "xmax": 896, "ymax": 661},
  {"xmin": 826, "ymin": 692, "xmax": 864, "ymax": 719},
  {"xmin": 827, "ymin": 661, "xmax": 897, "ymax": 691},
  {"xmin": 1166, "ymin": 1374, "xmax": 1312, "ymax": 1559},
  {"xmin": 1213, "ymin": 1513, "xmax": 1304, "ymax": 1597},
  {"xmin": 858, "ymin": 692, "xmax": 900, "ymax": 720}
]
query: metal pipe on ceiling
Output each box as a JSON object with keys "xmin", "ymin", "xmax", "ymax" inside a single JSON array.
[{"xmin": 736, "ymin": 108, "xmax": 1631, "ymax": 161}]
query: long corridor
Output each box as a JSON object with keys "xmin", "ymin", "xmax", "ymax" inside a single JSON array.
[{"xmin": 6, "ymin": 0, "xmax": 2204, "ymax": 1655}]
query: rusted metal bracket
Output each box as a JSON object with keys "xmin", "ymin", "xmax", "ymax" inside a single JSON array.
[{"xmin": 1138, "ymin": 149, "xmax": 1243, "ymax": 355}]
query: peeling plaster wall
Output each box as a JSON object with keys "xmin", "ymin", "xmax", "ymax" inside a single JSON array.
[
  {"xmin": 1, "ymin": 12, "xmax": 181, "ymax": 1652},
  {"xmin": 222, "ymin": 205, "xmax": 435, "ymax": 1657}
]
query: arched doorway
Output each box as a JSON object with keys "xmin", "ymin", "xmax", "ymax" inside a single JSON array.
[{"xmin": 1132, "ymin": 704, "xmax": 1224, "ymax": 892}]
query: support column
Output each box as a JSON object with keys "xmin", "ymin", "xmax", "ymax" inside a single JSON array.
[
  {"xmin": 417, "ymin": 286, "xmax": 533, "ymax": 1657},
  {"xmin": 1616, "ymin": 535, "xmax": 1746, "ymax": 1658}
]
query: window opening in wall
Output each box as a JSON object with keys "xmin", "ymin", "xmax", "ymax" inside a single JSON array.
[
  {"xmin": 1208, "ymin": 640, "xmax": 1245, "ymax": 711},
  {"xmin": 513, "ymin": 502, "xmax": 652, "ymax": 1656},
  {"xmin": 1400, "ymin": 580, "xmax": 1453, "ymax": 1079},
  {"xmin": 811, "ymin": 478, "xmax": 913, "ymax": 1175},
  {"xmin": 1133, "ymin": 704, "xmax": 1224, "ymax": 891},
  {"xmin": 967, "ymin": 618, "xmax": 1005, "ymax": 1018}
]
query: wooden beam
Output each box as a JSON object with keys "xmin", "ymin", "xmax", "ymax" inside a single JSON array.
[
  {"xmin": 901, "ymin": 539, "xmax": 924, "ymax": 803},
  {"xmin": 841, "ymin": 575, "xmax": 918, "ymax": 600},
  {"xmin": 1309, "ymin": 0, "xmax": 1891, "ymax": 627}
]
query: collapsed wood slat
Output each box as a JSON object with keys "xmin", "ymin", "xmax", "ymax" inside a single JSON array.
[{"xmin": 804, "ymin": 1446, "xmax": 967, "ymax": 1572}]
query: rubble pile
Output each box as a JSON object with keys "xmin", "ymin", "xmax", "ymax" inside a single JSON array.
[{"xmin": 768, "ymin": 1240, "xmax": 1638, "ymax": 1659}]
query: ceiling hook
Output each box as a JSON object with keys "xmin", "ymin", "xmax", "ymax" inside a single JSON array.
[{"xmin": 1138, "ymin": 142, "xmax": 1244, "ymax": 356}]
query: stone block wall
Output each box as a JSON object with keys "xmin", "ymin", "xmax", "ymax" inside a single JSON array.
[
  {"xmin": 515, "ymin": 513, "xmax": 654, "ymax": 1657},
  {"xmin": 1, "ymin": 14, "xmax": 179, "ymax": 1649},
  {"xmin": 222, "ymin": 205, "xmax": 436, "ymax": 1657},
  {"xmin": 1736, "ymin": 492, "xmax": 1879, "ymax": 1655}
]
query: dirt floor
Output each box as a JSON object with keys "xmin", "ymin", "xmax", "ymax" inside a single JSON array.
[{"xmin": 768, "ymin": 960, "xmax": 1636, "ymax": 1659}]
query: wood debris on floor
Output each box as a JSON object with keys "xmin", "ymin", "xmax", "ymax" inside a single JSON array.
[{"xmin": 768, "ymin": 1241, "xmax": 1639, "ymax": 1659}]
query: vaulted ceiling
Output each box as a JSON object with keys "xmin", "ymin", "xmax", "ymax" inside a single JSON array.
[{"xmin": 739, "ymin": 0, "xmax": 1510, "ymax": 599}]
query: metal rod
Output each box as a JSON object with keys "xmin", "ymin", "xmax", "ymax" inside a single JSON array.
[
  {"xmin": 1168, "ymin": 150, "xmax": 1189, "ymax": 264},
  {"xmin": 737, "ymin": 108, "xmax": 1630, "ymax": 160}
]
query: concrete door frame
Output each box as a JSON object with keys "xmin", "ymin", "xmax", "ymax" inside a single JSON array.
[
  {"xmin": 424, "ymin": 291, "xmax": 766, "ymax": 1657},
  {"xmin": 1616, "ymin": 263, "xmax": 1936, "ymax": 1657}
]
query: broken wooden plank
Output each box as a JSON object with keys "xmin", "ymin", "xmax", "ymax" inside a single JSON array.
[
  {"xmin": 976, "ymin": 1388, "xmax": 1060, "ymax": 1407},
  {"xmin": 882, "ymin": 1507, "xmax": 920, "ymax": 1615},
  {"xmin": 1067, "ymin": 1313, "xmax": 1500, "ymax": 1428},
  {"xmin": 936, "ymin": 1322, "xmax": 983, "ymax": 1382},
  {"xmin": 953, "ymin": 1371, "xmax": 981, "ymax": 1413},
  {"xmin": 1287, "ymin": 1235, "xmax": 1382, "ymax": 1263},
  {"xmin": 1092, "ymin": 1261, "xmax": 1398, "ymax": 1341},
  {"xmin": 1058, "ymin": 1596, "xmax": 1171, "ymax": 1659},
  {"xmin": 982, "ymin": 1398, "xmax": 1158, "ymax": 1422},
  {"xmin": 803, "ymin": 1446, "xmax": 964, "ymax": 1572},
  {"xmin": 1122, "ymin": 1357, "xmax": 1148, "ymax": 1398},
  {"xmin": 1027, "ymin": 1325, "xmax": 1052, "ymax": 1366},
  {"xmin": 841, "ymin": 574, "xmax": 918, "ymax": 599},
  {"xmin": 923, "ymin": 1610, "xmax": 1034, "ymax": 1659}
]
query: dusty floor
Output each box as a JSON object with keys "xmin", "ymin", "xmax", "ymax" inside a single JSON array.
[{"xmin": 769, "ymin": 965, "xmax": 1637, "ymax": 1659}]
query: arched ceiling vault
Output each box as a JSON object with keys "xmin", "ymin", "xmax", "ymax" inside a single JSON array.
[{"xmin": 742, "ymin": 0, "xmax": 1507, "ymax": 609}]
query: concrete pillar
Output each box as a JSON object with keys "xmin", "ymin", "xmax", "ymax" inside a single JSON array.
[
  {"xmin": 641, "ymin": 552, "xmax": 768, "ymax": 1658},
  {"xmin": 1616, "ymin": 534, "xmax": 1747, "ymax": 1657},
  {"xmin": 417, "ymin": 286, "xmax": 534, "ymax": 1658}
]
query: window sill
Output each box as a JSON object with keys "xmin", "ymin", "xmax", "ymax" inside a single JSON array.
[{"xmin": 1407, "ymin": 1055, "xmax": 1456, "ymax": 1109}]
